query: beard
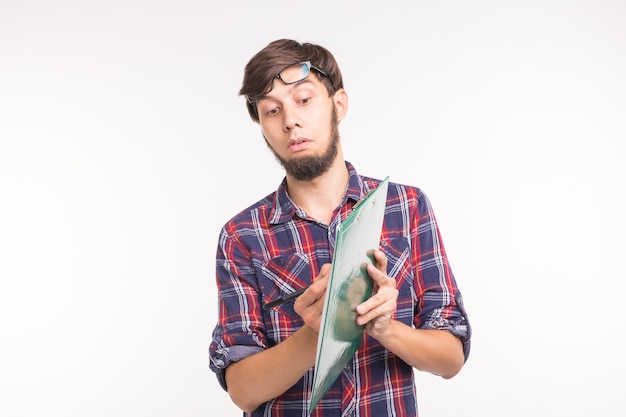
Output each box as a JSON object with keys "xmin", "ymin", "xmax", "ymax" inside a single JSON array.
[{"xmin": 264, "ymin": 106, "xmax": 340, "ymax": 181}]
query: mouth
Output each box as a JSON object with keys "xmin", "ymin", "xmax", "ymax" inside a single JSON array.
[{"xmin": 288, "ymin": 137, "xmax": 310, "ymax": 152}]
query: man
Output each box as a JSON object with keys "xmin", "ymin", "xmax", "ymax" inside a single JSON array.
[{"xmin": 209, "ymin": 39, "xmax": 471, "ymax": 416}]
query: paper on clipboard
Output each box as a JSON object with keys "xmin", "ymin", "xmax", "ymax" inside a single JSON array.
[{"xmin": 308, "ymin": 176, "xmax": 390, "ymax": 414}]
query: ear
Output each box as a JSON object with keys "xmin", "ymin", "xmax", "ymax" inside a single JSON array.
[{"xmin": 333, "ymin": 88, "xmax": 349, "ymax": 122}]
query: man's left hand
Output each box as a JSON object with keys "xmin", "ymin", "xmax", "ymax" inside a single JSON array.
[{"xmin": 356, "ymin": 250, "xmax": 399, "ymax": 338}]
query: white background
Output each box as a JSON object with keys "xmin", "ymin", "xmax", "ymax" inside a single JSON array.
[{"xmin": 1, "ymin": 1, "xmax": 625, "ymax": 416}]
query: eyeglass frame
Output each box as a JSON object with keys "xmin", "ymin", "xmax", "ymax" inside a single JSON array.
[{"xmin": 246, "ymin": 61, "xmax": 330, "ymax": 104}]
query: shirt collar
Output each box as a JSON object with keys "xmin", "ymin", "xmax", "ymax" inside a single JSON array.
[{"xmin": 269, "ymin": 161, "xmax": 367, "ymax": 225}]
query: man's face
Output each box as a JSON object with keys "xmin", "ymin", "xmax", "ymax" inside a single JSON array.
[{"xmin": 254, "ymin": 66, "xmax": 346, "ymax": 181}]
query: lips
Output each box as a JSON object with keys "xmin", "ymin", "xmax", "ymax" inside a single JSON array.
[{"xmin": 288, "ymin": 137, "xmax": 310, "ymax": 152}]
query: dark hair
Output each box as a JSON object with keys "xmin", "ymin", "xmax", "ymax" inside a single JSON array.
[{"xmin": 239, "ymin": 39, "xmax": 344, "ymax": 122}]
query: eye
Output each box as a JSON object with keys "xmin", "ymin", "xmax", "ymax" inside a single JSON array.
[
  {"xmin": 264, "ymin": 107, "xmax": 280, "ymax": 117},
  {"xmin": 298, "ymin": 97, "xmax": 311, "ymax": 105}
]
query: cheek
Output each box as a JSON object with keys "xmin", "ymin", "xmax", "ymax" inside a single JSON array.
[
  {"xmin": 259, "ymin": 124, "xmax": 282, "ymax": 152},
  {"xmin": 260, "ymin": 119, "xmax": 280, "ymax": 138}
]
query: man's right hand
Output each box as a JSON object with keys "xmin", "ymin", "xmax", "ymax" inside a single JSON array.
[{"xmin": 293, "ymin": 263, "xmax": 331, "ymax": 333}]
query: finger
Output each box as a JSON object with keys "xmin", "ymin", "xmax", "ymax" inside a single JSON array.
[
  {"xmin": 298, "ymin": 283, "xmax": 325, "ymax": 307},
  {"xmin": 317, "ymin": 263, "xmax": 332, "ymax": 280},
  {"xmin": 294, "ymin": 287, "xmax": 327, "ymax": 332},
  {"xmin": 356, "ymin": 295, "xmax": 397, "ymax": 325},
  {"xmin": 297, "ymin": 264, "xmax": 331, "ymax": 306},
  {"xmin": 373, "ymin": 249, "xmax": 388, "ymax": 271},
  {"xmin": 356, "ymin": 278, "xmax": 398, "ymax": 314},
  {"xmin": 367, "ymin": 263, "xmax": 392, "ymax": 287}
]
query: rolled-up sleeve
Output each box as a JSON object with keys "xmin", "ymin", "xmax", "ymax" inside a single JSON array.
[
  {"xmin": 413, "ymin": 191, "xmax": 472, "ymax": 361},
  {"xmin": 209, "ymin": 226, "xmax": 267, "ymax": 390}
]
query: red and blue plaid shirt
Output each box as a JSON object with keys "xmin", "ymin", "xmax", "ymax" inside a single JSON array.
[{"xmin": 209, "ymin": 162, "xmax": 471, "ymax": 417}]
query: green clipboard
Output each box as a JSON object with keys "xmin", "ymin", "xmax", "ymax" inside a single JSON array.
[{"xmin": 309, "ymin": 176, "xmax": 390, "ymax": 414}]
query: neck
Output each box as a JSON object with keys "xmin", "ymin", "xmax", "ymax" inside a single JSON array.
[{"xmin": 285, "ymin": 158, "xmax": 349, "ymax": 225}]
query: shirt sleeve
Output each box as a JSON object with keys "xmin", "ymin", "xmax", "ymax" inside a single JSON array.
[
  {"xmin": 209, "ymin": 225, "xmax": 267, "ymax": 390},
  {"xmin": 413, "ymin": 190, "xmax": 472, "ymax": 361}
]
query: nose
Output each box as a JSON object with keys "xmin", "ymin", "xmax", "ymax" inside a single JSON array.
[{"xmin": 283, "ymin": 104, "xmax": 301, "ymax": 131}]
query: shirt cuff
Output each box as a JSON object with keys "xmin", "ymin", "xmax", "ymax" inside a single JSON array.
[{"xmin": 211, "ymin": 345, "xmax": 264, "ymax": 390}]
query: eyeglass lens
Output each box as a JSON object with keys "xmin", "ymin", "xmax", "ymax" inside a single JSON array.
[{"xmin": 277, "ymin": 62, "xmax": 311, "ymax": 85}]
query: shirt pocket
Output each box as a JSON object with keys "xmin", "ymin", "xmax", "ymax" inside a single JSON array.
[
  {"xmin": 381, "ymin": 236, "xmax": 415, "ymax": 326},
  {"xmin": 255, "ymin": 252, "xmax": 312, "ymax": 317}
]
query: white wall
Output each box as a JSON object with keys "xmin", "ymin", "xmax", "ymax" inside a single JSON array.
[{"xmin": 1, "ymin": 1, "xmax": 625, "ymax": 416}]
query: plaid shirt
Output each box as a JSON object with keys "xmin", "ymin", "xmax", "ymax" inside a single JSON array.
[{"xmin": 209, "ymin": 162, "xmax": 471, "ymax": 417}]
